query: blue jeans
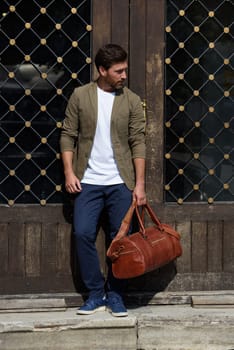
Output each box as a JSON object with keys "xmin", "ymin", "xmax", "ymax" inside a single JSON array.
[{"xmin": 73, "ymin": 183, "xmax": 132, "ymax": 298}]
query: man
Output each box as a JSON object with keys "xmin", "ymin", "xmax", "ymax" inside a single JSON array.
[{"xmin": 60, "ymin": 44, "xmax": 146, "ymax": 317}]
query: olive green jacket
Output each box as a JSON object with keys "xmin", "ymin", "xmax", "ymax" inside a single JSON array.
[{"xmin": 60, "ymin": 81, "xmax": 146, "ymax": 190}]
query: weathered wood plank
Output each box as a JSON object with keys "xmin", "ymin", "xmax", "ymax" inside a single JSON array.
[
  {"xmin": 207, "ymin": 221, "xmax": 223, "ymax": 272},
  {"xmin": 111, "ymin": 0, "xmax": 129, "ymax": 50},
  {"xmin": 57, "ymin": 223, "xmax": 72, "ymax": 275},
  {"xmin": 0, "ymin": 223, "xmax": 9, "ymax": 275},
  {"xmin": 145, "ymin": 0, "xmax": 164, "ymax": 203},
  {"xmin": 176, "ymin": 221, "xmax": 191, "ymax": 273},
  {"xmin": 41, "ymin": 223, "xmax": 57, "ymax": 276},
  {"xmin": 92, "ymin": 0, "xmax": 111, "ymax": 80},
  {"xmin": 25, "ymin": 223, "xmax": 41, "ymax": 277},
  {"xmin": 223, "ymin": 221, "xmax": 234, "ymax": 272},
  {"xmin": 129, "ymin": 0, "xmax": 146, "ymax": 97},
  {"xmin": 191, "ymin": 222, "xmax": 207, "ymax": 272},
  {"xmin": 8, "ymin": 223, "xmax": 25, "ymax": 276}
]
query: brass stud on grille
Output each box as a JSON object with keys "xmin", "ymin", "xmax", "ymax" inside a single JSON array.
[
  {"xmin": 195, "ymin": 121, "xmax": 200, "ymax": 127},
  {"xmin": 25, "ymin": 55, "xmax": 31, "ymax": 61},
  {"xmin": 41, "ymin": 169, "xmax": 46, "ymax": 176},
  {"xmin": 8, "ymin": 200, "xmax": 14, "ymax": 206},
  {"xmin": 209, "ymin": 42, "xmax": 215, "ymax": 49},
  {"xmin": 224, "ymin": 122, "xmax": 230, "ymax": 129},
  {"xmin": 40, "ymin": 105, "xmax": 46, "ymax": 111},
  {"xmin": 57, "ymin": 89, "xmax": 63, "ymax": 95},
  {"xmin": 86, "ymin": 57, "xmax": 92, "ymax": 64},
  {"xmin": 194, "ymin": 58, "xmax": 199, "ymax": 64},
  {"xmin": 57, "ymin": 57, "xmax": 63, "ymax": 63},
  {"xmin": 208, "ymin": 11, "xmax": 214, "ymax": 17},
  {"xmin": 41, "ymin": 137, "xmax": 47, "ymax": 144},
  {"xmin": 72, "ymin": 41, "xmax": 78, "ymax": 47},
  {"xmin": 178, "ymin": 169, "xmax": 184, "ymax": 175},
  {"xmin": 209, "ymin": 106, "xmax": 215, "ymax": 113},
  {"xmin": 71, "ymin": 8, "xmax": 77, "ymax": 14},
  {"xmin": 179, "ymin": 137, "xmax": 184, "ymax": 143},
  {"xmin": 209, "ymin": 169, "xmax": 215, "ymax": 175},
  {"xmin": 209, "ymin": 138, "xmax": 215, "ymax": 144},
  {"xmin": 165, "ymin": 58, "xmax": 171, "ymax": 64},
  {"xmin": 194, "ymin": 26, "xmax": 200, "ymax": 32},
  {"xmin": 9, "ymin": 170, "xmax": 15, "ymax": 176},
  {"xmin": 224, "ymin": 58, "xmax": 229, "ymax": 65},
  {"xmin": 56, "ymin": 122, "xmax": 62, "ymax": 128},
  {"xmin": 165, "ymin": 153, "xmax": 171, "ymax": 159},
  {"xmin": 165, "ymin": 121, "xmax": 171, "ymax": 128},
  {"xmin": 165, "ymin": 89, "xmax": 172, "ymax": 95},
  {"xmin": 56, "ymin": 185, "xmax": 62, "ymax": 191},
  {"xmin": 9, "ymin": 105, "xmax": 15, "ymax": 111},
  {"xmin": 178, "ymin": 42, "xmax": 184, "ymax": 48},
  {"xmin": 178, "ymin": 74, "xmax": 184, "ymax": 80},
  {"xmin": 40, "ymin": 8, "xmax": 47, "ymax": 14},
  {"xmin": 224, "ymin": 91, "xmax": 230, "ymax": 97},
  {"xmin": 41, "ymin": 73, "xmax": 47, "ymax": 79},
  {"xmin": 25, "ymin": 121, "xmax": 31, "ymax": 127},
  {"xmin": 177, "ymin": 198, "xmax": 183, "ymax": 204},
  {"xmin": 9, "ymin": 39, "xmax": 16, "ymax": 45},
  {"xmin": 55, "ymin": 23, "xmax": 62, "ymax": 30},
  {"xmin": 8, "ymin": 72, "xmax": 15, "ymax": 78},
  {"xmin": 208, "ymin": 197, "xmax": 214, "ymax": 204},
  {"xmin": 25, "ymin": 185, "xmax": 30, "ymax": 191},
  {"xmin": 9, "ymin": 6, "xmax": 15, "ymax": 12},
  {"xmin": 25, "ymin": 153, "xmax": 32, "ymax": 160},
  {"xmin": 224, "ymin": 154, "xmax": 230, "ymax": 160},
  {"xmin": 9, "ymin": 137, "xmax": 15, "ymax": 143},
  {"xmin": 223, "ymin": 183, "xmax": 229, "ymax": 190},
  {"xmin": 194, "ymin": 153, "xmax": 199, "ymax": 159},
  {"xmin": 165, "ymin": 184, "xmax": 170, "ymax": 191},
  {"xmin": 71, "ymin": 73, "xmax": 77, "ymax": 79},
  {"xmin": 193, "ymin": 90, "xmax": 199, "ymax": 96},
  {"xmin": 41, "ymin": 38, "xmax": 47, "ymax": 45},
  {"xmin": 56, "ymin": 153, "xmax": 61, "ymax": 159},
  {"xmin": 193, "ymin": 184, "xmax": 199, "ymax": 190},
  {"xmin": 179, "ymin": 10, "xmax": 185, "ymax": 16},
  {"xmin": 165, "ymin": 26, "xmax": 171, "ymax": 33},
  {"xmin": 40, "ymin": 199, "xmax": 46, "ymax": 206},
  {"xmin": 25, "ymin": 89, "xmax": 31, "ymax": 95},
  {"xmin": 179, "ymin": 105, "xmax": 184, "ymax": 111},
  {"xmin": 209, "ymin": 74, "xmax": 214, "ymax": 80},
  {"xmin": 25, "ymin": 23, "xmax": 31, "ymax": 29},
  {"xmin": 86, "ymin": 25, "xmax": 92, "ymax": 31},
  {"xmin": 224, "ymin": 27, "xmax": 229, "ymax": 34}
]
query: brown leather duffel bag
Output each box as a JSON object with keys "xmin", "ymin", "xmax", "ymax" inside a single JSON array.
[{"xmin": 107, "ymin": 200, "xmax": 182, "ymax": 279}]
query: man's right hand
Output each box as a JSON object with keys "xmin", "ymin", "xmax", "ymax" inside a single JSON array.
[{"xmin": 65, "ymin": 172, "xmax": 82, "ymax": 193}]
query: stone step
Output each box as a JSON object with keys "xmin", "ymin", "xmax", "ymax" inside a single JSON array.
[{"xmin": 0, "ymin": 292, "xmax": 234, "ymax": 350}]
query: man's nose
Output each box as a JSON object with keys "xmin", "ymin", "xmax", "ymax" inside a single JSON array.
[{"xmin": 121, "ymin": 70, "xmax": 127, "ymax": 79}]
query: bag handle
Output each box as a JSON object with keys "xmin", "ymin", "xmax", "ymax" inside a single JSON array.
[{"xmin": 114, "ymin": 200, "xmax": 163, "ymax": 240}]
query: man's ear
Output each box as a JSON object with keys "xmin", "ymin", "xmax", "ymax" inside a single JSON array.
[{"xmin": 99, "ymin": 66, "xmax": 107, "ymax": 77}]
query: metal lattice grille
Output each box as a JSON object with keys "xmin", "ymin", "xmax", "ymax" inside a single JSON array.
[
  {"xmin": 0, "ymin": 0, "xmax": 91, "ymax": 205},
  {"xmin": 165, "ymin": 0, "xmax": 233, "ymax": 204}
]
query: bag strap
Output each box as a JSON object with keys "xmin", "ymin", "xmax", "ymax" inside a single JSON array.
[{"xmin": 114, "ymin": 200, "xmax": 163, "ymax": 240}]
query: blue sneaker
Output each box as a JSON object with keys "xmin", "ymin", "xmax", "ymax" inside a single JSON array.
[
  {"xmin": 107, "ymin": 294, "xmax": 128, "ymax": 317},
  {"xmin": 77, "ymin": 296, "xmax": 106, "ymax": 315}
]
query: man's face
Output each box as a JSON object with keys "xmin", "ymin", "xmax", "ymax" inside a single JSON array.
[{"xmin": 100, "ymin": 61, "xmax": 128, "ymax": 91}]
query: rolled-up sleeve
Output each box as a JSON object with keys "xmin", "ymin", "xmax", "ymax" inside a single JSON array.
[{"xmin": 60, "ymin": 89, "xmax": 79, "ymax": 153}]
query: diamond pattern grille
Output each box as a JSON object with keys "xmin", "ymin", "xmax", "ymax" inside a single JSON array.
[
  {"xmin": 0, "ymin": 0, "xmax": 91, "ymax": 205},
  {"xmin": 165, "ymin": 0, "xmax": 233, "ymax": 204}
]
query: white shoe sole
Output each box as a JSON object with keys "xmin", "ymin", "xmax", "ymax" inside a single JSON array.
[
  {"xmin": 77, "ymin": 306, "xmax": 106, "ymax": 315},
  {"xmin": 107, "ymin": 307, "xmax": 128, "ymax": 317}
]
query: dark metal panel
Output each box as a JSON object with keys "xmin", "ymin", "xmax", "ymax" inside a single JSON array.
[{"xmin": 207, "ymin": 221, "xmax": 223, "ymax": 272}]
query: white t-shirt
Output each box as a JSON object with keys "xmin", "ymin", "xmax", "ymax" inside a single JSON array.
[{"xmin": 81, "ymin": 87, "xmax": 124, "ymax": 185}]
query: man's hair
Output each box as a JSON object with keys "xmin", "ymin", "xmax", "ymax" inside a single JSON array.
[{"xmin": 94, "ymin": 44, "xmax": 127, "ymax": 72}]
